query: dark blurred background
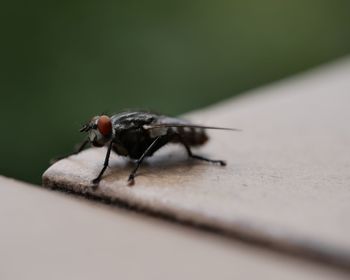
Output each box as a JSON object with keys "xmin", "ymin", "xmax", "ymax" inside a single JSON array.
[{"xmin": 1, "ymin": 0, "xmax": 350, "ymax": 184}]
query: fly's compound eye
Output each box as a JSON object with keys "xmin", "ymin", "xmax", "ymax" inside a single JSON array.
[{"xmin": 97, "ymin": 115, "xmax": 112, "ymax": 137}]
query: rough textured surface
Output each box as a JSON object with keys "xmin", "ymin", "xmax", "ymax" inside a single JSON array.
[
  {"xmin": 3, "ymin": 176, "xmax": 348, "ymax": 280},
  {"xmin": 43, "ymin": 58, "xmax": 350, "ymax": 269}
]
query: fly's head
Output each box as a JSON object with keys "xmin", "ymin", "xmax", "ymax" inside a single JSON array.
[{"xmin": 80, "ymin": 115, "xmax": 113, "ymax": 147}]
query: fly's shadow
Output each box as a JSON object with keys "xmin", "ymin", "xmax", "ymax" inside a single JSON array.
[{"xmin": 101, "ymin": 145, "xmax": 224, "ymax": 185}]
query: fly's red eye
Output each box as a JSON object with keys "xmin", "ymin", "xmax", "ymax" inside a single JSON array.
[{"xmin": 97, "ymin": 115, "xmax": 112, "ymax": 137}]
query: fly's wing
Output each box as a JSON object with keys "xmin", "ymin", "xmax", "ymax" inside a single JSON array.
[
  {"xmin": 143, "ymin": 115, "xmax": 241, "ymax": 131},
  {"xmin": 143, "ymin": 115, "xmax": 241, "ymax": 138},
  {"xmin": 143, "ymin": 123, "xmax": 241, "ymax": 131}
]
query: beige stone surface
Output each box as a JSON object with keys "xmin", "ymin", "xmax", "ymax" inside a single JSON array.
[
  {"xmin": 43, "ymin": 58, "xmax": 350, "ymax": 269},
  {"xmin": 2, "ymin": 176, "xmax": 347, "ymax": 280}
]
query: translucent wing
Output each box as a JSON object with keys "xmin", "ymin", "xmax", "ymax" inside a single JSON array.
[{"xmin": 143, "ymin": 123, "xmax": 241, "ymax": 131}]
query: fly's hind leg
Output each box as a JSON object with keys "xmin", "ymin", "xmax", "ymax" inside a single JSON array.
[{"xmin": 181, "ymin": 141, "xmax": 226, "ymax": 166}]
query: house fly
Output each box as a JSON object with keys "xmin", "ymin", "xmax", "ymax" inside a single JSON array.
[{"xmin": 55, "ymin": 111, "xmax": 240, "ymax": 186}]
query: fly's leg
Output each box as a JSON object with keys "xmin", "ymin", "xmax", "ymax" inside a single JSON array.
[
  {"xmin": 128, "ymin": 136, "xmax": 161, "ymax": 186},
  {"xmin": 92, "ymin": 141, "xmax": 114, "ymax": 185},
  {"xmin": 181, "ymin": 140, "xmax": 226, "ymax": 166},
  {"xmin": 50, "ymin": 139, "xmax": 89, "ymax": 165}
]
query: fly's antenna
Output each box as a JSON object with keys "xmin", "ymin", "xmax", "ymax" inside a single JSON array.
[{"xmin": 79, "ymin": 124, "xmax": 90, "ymax": 132}]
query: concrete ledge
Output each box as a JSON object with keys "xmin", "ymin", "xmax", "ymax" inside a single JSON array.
[{"xmin": 43, "ymin": 58, "xmax": 350, "ymax": 270}]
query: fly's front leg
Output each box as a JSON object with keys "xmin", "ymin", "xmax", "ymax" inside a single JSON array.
[
  {"xmin": 50, "ymin": 139, "xmax": 89, "ymax": 165},
  {"xmin": 92, "ymin": 141, "xmax": 114, "ymax": 185},
  {"xmin": 181, "ymin": 140, "xmax": 226, "ymax": 166},
  {"xmin": 127, "ymin": 136, "xmax": 161, "ymax": 186}
]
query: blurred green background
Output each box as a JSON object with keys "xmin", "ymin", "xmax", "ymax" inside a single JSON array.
[{"xmin": 1, "ymin": 0, "xmax": 350, "ymax": 184}]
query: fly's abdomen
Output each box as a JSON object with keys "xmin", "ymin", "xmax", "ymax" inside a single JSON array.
[{"xmin": 170, "ymin": 127, "xmax": 208, "ymax": 146}]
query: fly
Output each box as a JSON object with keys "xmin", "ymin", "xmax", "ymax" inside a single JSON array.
[{"xmin": 53, "ymin": 111, "xmax": 241, "ymax": 186}]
